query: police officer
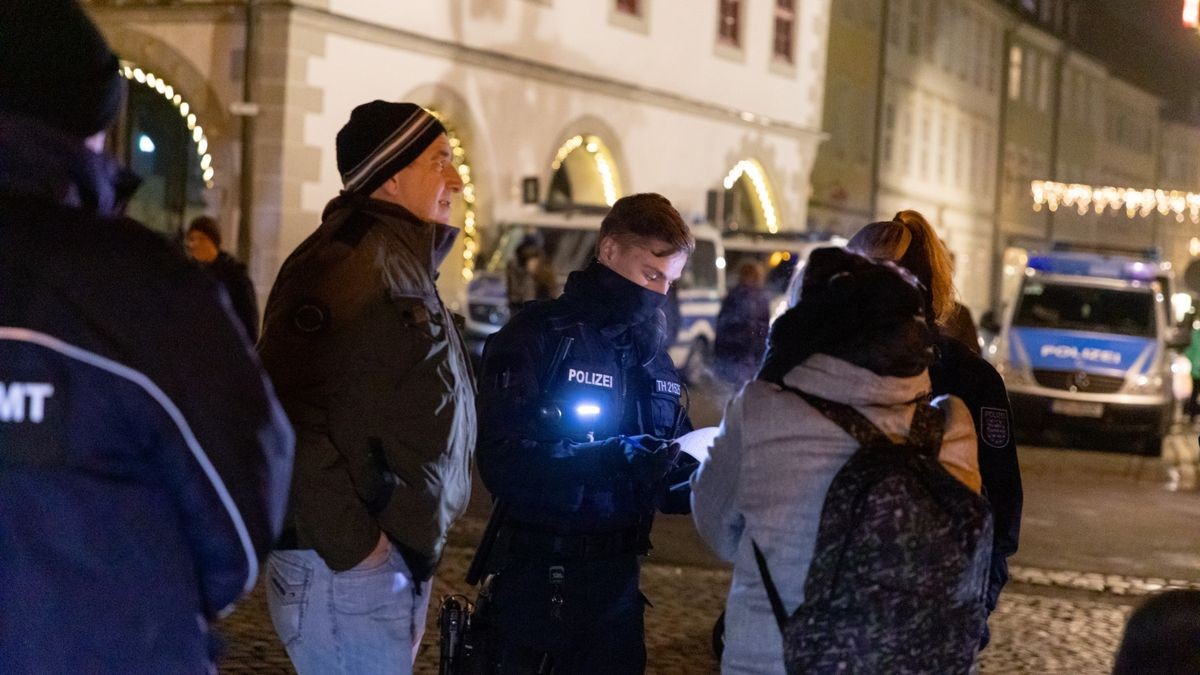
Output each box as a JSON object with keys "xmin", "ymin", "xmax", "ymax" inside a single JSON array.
[{"xmin": 473, "ymin": 193, "xmax": 697, "ymax": 674}]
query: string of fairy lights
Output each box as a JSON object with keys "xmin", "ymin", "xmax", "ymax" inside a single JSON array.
[
  {"xmin": 118, "ymin": 61, "xmax": 214, "ymax": 189},
  {"xmin": 426, "ymin": 109, "xmax": 479, "ymax": 281},
  {"xmin": 1031, "ymin": 179, "xmax": 1200, "ymax": 224}
]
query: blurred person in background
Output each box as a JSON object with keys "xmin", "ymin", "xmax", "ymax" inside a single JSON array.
[
  {"xmin": 849, "ymin": 210, "xmax": 1022, "ymax": 646},
  {"xmin": 0, "ymin": 1, "xmax": 293, "ymax": 671},
  {"xmin": 1184, "ymin": 323, "xmax": 1200, "ymax": 423},
  {"xmin": 506, "ymin": 238, "xmax": 559, "ymax": 316},
  {"xmin": 186, "ymin": 215, "xmax": 259, "ymax": 341},
  {"xmin": 714, "ymin": 260, "xmax": 771, "ymax": 389}
]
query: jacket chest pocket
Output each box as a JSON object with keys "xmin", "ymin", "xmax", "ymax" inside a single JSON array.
[
  {"xmin": 649, "ymin": 388, "xmax": 683, "ymax": 438},
  {"xmin": 390, "ymin": 292, "xmax": 444, "ymax": 342}
]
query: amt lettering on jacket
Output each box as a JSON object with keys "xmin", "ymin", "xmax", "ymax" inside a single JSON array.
[
  {"xmin": 0, "ymin": 382, "xmax": 54, "ymax": 423},
  {"xmin": 567, "ymin": 368, "xmax": 614, "ymax": 389}
]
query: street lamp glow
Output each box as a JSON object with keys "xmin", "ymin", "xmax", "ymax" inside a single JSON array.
[{"xmin": 137, "ymin": 134, "xmax": 155, "ymax": 153}]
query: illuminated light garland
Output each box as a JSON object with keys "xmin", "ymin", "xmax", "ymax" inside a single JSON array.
[
  {"xmin": 723, "ymin": 159, "xmax": 779, "ymax": 233},
  {"xmin": 1031, "ymin": 180, "xmax": 1200, "ymax": 224},
  {"xmin": 551, "ymin": 134, "xmax": 620, "ymax": 207},
  {"xmin": 426, "ymin": 109, "xmax": 478, "ymax": 281},
  {"xmin": 119, "ymin": 62, "xmax": 213, "ymax": 189}
]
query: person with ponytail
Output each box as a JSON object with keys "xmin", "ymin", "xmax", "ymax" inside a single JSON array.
[{"xmin": 848, "ymin": 210, "xmax": 1022, "ymax": 646}]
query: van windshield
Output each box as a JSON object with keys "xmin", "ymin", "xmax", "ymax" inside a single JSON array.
[
  {"xmin": 1013, "ymin": 281, "xmax": 1157, "ymax": 338},
  {"xmin": 483, "ymin": 225, "xmax": 600, "ymax": 277},
  {"xmin": 679, "ymin": 240, "xmax": 718, "ymax": 290}
]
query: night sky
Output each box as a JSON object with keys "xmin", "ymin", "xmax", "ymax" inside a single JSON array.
[{"xmin": 1078, "ymin": 0, "xmax": 1200, "ymax": 121}]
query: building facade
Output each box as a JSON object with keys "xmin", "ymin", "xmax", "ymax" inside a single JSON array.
[
  {"xmin": 813, "ymin": 0, "xmax": 1200, "ymax": 315},
  {"xmin": 809, "ymin": 0, "xmax": 1006, "ymax": 312},
  {"xmin": 85, "ymin": 0, "xmax": 832, "ymax": 311}
]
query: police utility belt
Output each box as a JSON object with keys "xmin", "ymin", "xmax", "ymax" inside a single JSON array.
[{"xmin": 499, "ymin": 522, "xmax": 646, "ymax": 560}]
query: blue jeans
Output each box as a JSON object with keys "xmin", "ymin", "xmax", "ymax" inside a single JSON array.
[{"xmin": 265, "ymin": 547, "xmax": 432, "ymax": 674}]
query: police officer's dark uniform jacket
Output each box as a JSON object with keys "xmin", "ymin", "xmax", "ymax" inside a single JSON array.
[
  {"xmin": 0, "ymin": 111, "xmax": 294, "ymax": 672},
  {"xmin": 258, "ymin": 194, "xmax": 475, "ymax": 580},
  {"xmin": 930, "ymin": 334, "xmax": 1022, "ymax": 619},
  {"xmin": 474, "ymin": 259, "xmax": 696, "ymax": 672}
]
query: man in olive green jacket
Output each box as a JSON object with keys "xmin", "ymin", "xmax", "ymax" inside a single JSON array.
[{"xmin": 257, "ymin": 101, "xmax": 475, "ymax": 674}]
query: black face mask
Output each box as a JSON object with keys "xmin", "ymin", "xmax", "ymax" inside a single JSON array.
[{"xmin": 565, "ymin": 259, "xmax": 668, "ymax": 328}]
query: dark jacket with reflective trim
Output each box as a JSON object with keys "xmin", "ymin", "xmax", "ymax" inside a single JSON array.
[
  {"xmin": 258, "ymin": 195, "xmax": 476, "ymax": 580},
  {"xmin": 0, "ymin": 113, "xmax": 293, "ymax": 673},
  {"xmin": 930, "ymin": 335, "xmax": 1022, "ymax": 614},
  {"xmin": 476, "ymin": 266, "xmax": 696, "ymax": 535}
]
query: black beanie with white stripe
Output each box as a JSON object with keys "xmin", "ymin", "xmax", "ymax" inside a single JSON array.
[{"xmin": 336, "ymin": 101, "xmax": 445, "ymax": 195}]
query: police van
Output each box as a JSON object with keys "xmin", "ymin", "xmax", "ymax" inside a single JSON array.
[
  {"xmin": 987, "ymin": 250, "xmax": 1187, "ymax": 453},
  {"xmin": 463, "ymin": 209, "xmax": 726, "ymax": 376}
]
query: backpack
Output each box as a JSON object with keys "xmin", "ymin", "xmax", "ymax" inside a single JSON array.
[{"xmin": 753, "ymin": 385, "xmax": 993, "ymax": 675}]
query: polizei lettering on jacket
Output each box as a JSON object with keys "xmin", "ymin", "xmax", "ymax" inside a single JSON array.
[
  {"xmin": 1039, "ymin": 344, "xmax": 1122, "ymax": 365},
  {"xmin": 0, "ymin": 382, "xmax": 54, "ymax": 423},
  {"xmin": 567, "ymin": 368, "xmax": 614, "ymax": 389}
]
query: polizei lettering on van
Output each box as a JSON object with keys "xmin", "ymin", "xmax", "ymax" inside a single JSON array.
[
  {"xmin": 567, "ymin": 368, "xmax": 614, "ymax": 389},
  {"xmin": 0, "ymin": 382, "xmax": 54, "ymax": 423},
  {"xmin": 1039, "ymin": 344, "xmax": 1122, "ymax": 365}
]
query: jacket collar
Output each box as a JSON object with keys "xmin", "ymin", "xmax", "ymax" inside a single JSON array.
[
  {"xmin": 321, "ymin": 192, "xmax": 460, "ymax": 272},
  {"xmin": 782, "ymin": 354, "xmax": 931, "ymax": 408},
  {"xmin": 0, "ymin": 112, "xmax": 139, "ymax": 216}
]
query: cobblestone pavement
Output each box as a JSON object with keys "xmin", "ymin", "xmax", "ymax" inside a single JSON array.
[{"xmin": 218, "ymin": 543, "xmax": 1142, "ymax": 674}]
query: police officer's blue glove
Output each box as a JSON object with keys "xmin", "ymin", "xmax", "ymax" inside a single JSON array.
[{"xmin": 619, "ymin": 434, "xmax": 680, "ymax": 484}]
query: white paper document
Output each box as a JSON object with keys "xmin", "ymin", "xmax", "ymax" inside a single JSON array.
[{"xmin": 675, "ymin": 426, "xmax": 719, "ymax": 464}]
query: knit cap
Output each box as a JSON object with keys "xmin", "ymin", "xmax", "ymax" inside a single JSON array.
[
  {"xmin": 0, "ymin": 0, "xmax": 126, "ymax": 138},
  {"xmin": 336, "ymin": 101, "xmax": 445, "ymax": 195}
]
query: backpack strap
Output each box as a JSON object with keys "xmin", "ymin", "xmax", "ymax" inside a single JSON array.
[
  {"xmin": 751, "ymin": 539, "xmax": 789, "ymax": 633},
  {"xmin": 906, "ymin": 395, "xmax": 945, "ymax": 454}
]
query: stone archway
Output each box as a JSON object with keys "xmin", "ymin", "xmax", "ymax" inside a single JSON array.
[
  {"xmin": 545, "ymin": 116, "xmax": 631, "ymax": 209},
  {"xmin": 91, "ymin": 24, "xmax": 237, "ymax": 237},
  {"xmin": 404, "ymin": 83, "xmax": 491, "ymax": 310}
]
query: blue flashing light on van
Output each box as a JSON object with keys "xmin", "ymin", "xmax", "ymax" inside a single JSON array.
[{"xmin": 988, "ymin": 249, "xmax": 1178, "ymax": 454}]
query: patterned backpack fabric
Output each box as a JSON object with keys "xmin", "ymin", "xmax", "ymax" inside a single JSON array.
[{"xmin": 753, "ymin": 385, "xmax": 993, "ymax": 675}]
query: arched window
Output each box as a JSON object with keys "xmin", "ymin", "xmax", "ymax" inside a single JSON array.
[
  {"xmin": 547, "ymin": 134, "xmax": 623, "ymax": 208},
  {"xmin": 722, "ymin": 159, "xmax": 780, "ymax": 232},
  {"xmin": 109, "ymin": 63, "xmax": 212, "ymax": 239}
]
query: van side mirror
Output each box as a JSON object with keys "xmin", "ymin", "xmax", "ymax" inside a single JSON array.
[{"xmin": 979, "ymin": 310, "xmax": 1000, "ymax": 335}]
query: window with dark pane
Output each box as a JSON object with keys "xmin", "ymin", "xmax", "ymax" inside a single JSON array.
[
  {"xmin": 616, "ymin": 0, "xmax": 640, "ymax": 16},
  {"xmin": 774, "ymin": 0, "xmax": 796, "ymax": 63},
  {"xmin": 718, "ymin": 0, "xmax": 741, "ymax": 47}
]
